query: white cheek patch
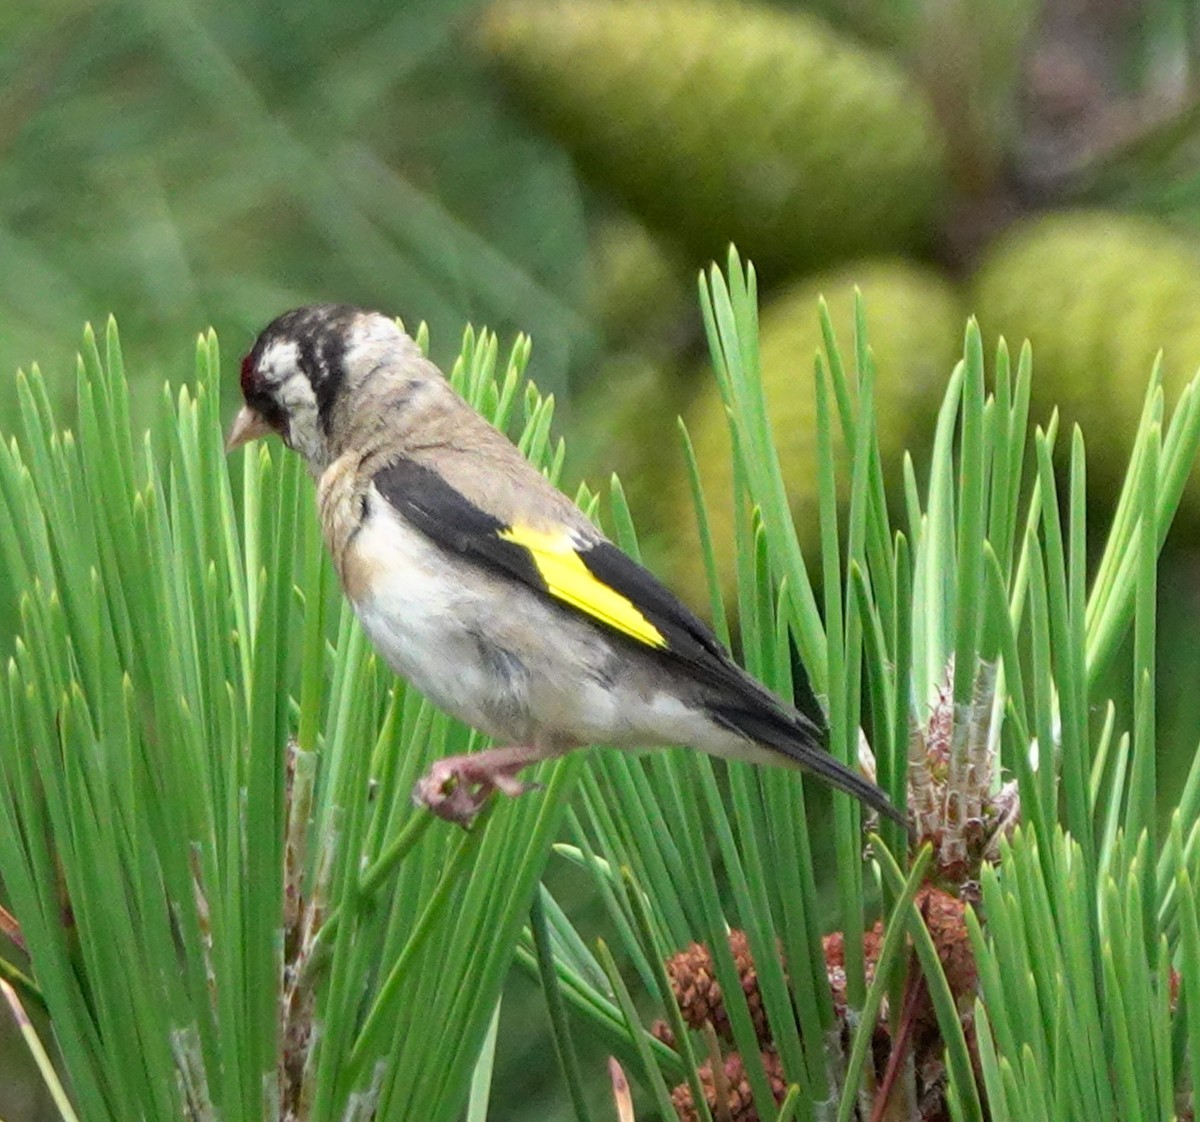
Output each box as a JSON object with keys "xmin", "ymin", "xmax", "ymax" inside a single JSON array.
[
  {"xmin": 278, "ymin": 376, "xmax": 319, "ymax": 432},
  {"xmin": 260, "ymin": 338, "xmax": 301, "ymax": 376},
  {"xmin": 257, "ymin": 339, "xmax": 324, "ymax": 465}
]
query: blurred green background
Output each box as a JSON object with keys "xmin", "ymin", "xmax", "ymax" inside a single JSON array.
[
  {"xmin": 6, "ymin": 0, "xmax": 1200, "ymax": 1117},
  {"xmin": 0, "ymin": 0, "xmax": 600, "ymax": 420}
]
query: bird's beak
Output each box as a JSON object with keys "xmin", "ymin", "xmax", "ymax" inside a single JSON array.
[{"xmin": 225, "ymin": 405, "xmax": 272, "ymax": 452}]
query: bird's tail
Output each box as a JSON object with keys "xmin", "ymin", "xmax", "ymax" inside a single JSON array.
[{"xmin": 710, "ymin": 702, "xmax": 906, "ymax": 827}]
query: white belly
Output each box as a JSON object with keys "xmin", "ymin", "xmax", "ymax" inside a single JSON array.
[{"xmin": 349, "ymin": 509, "xmax": 522, "ymax": 738}]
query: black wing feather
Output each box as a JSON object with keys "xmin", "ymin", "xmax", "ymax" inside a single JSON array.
[
  {"xmin": 575, "ymin": 540, "xmax": 726, "ymax": 661},
  {"xmin": 575, "ymin": 540, "xmax": 831, "ymax": 725},
  {"xmin": 374, "ymin": 457, "xmax": 750, "ymax": 694},
  {"xmin": 374, "ymin": 456, "xmax": 549, "ymax": 594},
  {"xmin": 588, "ymin": 544, "xmax": 885, "ymax": 806}
]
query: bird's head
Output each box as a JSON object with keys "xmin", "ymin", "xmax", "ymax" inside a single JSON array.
[{"xmin": 227, "ymin": 303, "xmax": 425, "ymax": 472}]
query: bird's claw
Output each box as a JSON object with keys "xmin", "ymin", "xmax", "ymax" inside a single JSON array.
[
  {"xmin": 412, "ymin": 756, "xmax": 537, "ymax": 828},
  {"xmin": 412, "ymin": 768, "xmax": 485, "ymax": 827}
]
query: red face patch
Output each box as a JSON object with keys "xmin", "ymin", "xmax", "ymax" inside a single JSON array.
[{"xmin": 240, "ymin": 353, "xmax": 256, "ymax": 397}]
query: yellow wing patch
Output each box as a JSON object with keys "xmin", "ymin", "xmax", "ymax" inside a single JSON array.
[{"xmin": 499, "ymin": 525, "xmax": 667, "ymax": 649}]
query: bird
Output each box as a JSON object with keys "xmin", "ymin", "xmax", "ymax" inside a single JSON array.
[{"xmin": 227, "ymin": 304, "xmax": 903, "ymax": 828}]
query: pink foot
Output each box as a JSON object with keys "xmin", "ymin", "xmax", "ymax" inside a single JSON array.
[{"xmin": 412, "ymin": 746, "xmax": 544, "ymax": 827}]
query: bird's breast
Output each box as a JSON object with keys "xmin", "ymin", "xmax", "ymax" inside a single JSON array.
[{"xmin": 340, "ymin": 500, "xmax": 528, "ymax": 737}]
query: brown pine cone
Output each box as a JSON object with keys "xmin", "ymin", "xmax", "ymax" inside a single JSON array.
[
  {"xmin": 666, "ymin": 939, "xmax": 732, "ymax": 1040},
  {"xmin": 670, "ymin": 1047, "xmax": 787, "ymax": 1122},
  {"xmin": 665, "ymin": 930, "xmax": 779, "ymax": 1045},
  {"xmin": 918, "ymin": 886, "xmax": 977, "ymax": 1023},
  {"xmin": 823, "ymin": 924, "xmax": 885, "ymax": 1014},
  {"xmin": 650, "ymin": 1018, "xmax": 675, "ymax": 1049},
  {"xmin": 729, "ymin": 929, "xmax": 772, "ymax": 1045}
]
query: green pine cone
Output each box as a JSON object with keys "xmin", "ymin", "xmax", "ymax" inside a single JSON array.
[
  {"xmin": 480, "ymin": 0, "xmax": 948, "ymax": 280},
  {"xmin": 661, "ymin": 259, "xmax": 963, "ymax": 608},
  {"xmin": 972, "ymin": 210, "xmax": 1200, "ymax": 501},
  {"xmin": 590, "ymin": 216, "xmax": 692, "ymax": 353}
]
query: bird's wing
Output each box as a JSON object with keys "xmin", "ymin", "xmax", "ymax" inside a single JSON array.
[
  {"xmin": 373, "ymin": 455, "xmax": 742, "ymax": 682},
  {"xmin": 372, "ymin": 455, "xmax": 907, "ymax": 826}
]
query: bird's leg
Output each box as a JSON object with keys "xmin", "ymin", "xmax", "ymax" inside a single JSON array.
[{"xmin": 412, "ymin": 744, "xmax": 562, "ymax": 827}]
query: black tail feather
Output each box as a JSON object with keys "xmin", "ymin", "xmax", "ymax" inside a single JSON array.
[{"xmin": 710, "ymin": 703, "xmax": 906, "ymax": 828}]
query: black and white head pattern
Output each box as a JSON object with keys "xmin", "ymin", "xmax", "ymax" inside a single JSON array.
[
  {"xmin": 239, "ymin": 303, "xmax": 365, "ymax": 469},
  {"xmin": 240, "ymin": 303, "xmax": 428, "ymax": 471}
]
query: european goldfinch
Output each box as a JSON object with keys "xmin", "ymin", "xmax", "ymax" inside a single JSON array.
[{"xmin": 227, "ymin": 304, "xmax": 901, "ymax": 828}]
